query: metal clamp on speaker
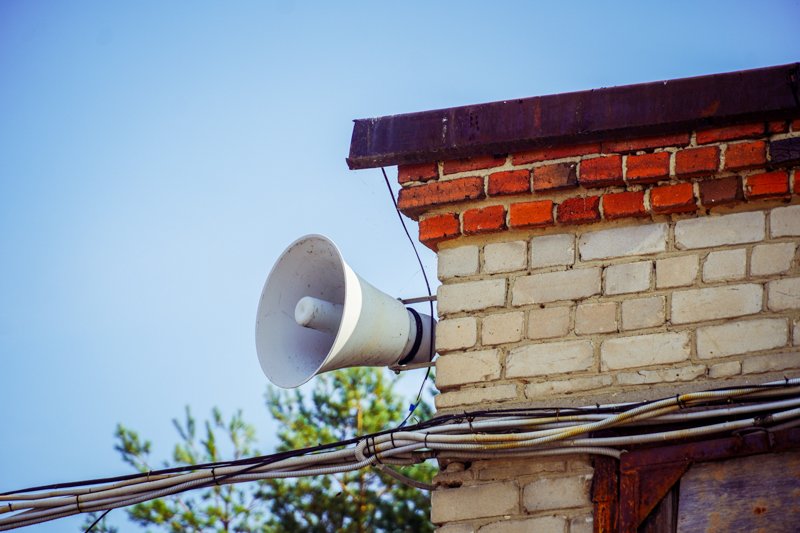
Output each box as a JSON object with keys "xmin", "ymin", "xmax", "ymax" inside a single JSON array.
[{"xmin": 255, "ymin": 235, "xmax": 436, "ymax": 389}]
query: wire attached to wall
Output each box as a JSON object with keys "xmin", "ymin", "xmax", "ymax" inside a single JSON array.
[
  {"xmin": 3, "ymin": 379, "xmax": 800, "ymax": 530},
  {"xmin": 380, "ymin": 167, "xmax": 434, "ymax": 427}
]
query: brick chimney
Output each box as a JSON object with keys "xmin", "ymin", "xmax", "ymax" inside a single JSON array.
[{"xmin": 349, "ymin": 64, "xmax": 800, "ymax": 532}]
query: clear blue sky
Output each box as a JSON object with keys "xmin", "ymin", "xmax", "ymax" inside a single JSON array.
[{"xmin": 1, "ymin": 1, "xmax": 797, "ymax": 530}]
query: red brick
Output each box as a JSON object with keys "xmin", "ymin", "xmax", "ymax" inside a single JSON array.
[
  {"xmin": 579, "ymin": 155, "xmax": 624, "ymax": 188},
  {"xmin": 626, "ymin": 152, "xmax": 670, "ymax": 184},
  {"xmin": 795, "ymin": 170, "xmax": 799, "ymax": 194},
  {"xmin": 442, "ymin": 155, "xmax": 506, "ymax": 175},
  {"xmin": 696, "ymin": 122, "xmax": 765, "ymax": 144},
  {"xmin": 602, "ymin": 191, "xmax": 647, "ymax": 220},
  {"xmin": 512, "ymin": 143, "xmax": 600, "ymax": 165},
  {"xmin": 508, "ymin": 200, "xmax": 554, "ymax": 229},
  {"xmin": 532, "ymin": 162, "xmax": 578, "ymax": 191},
  {"xmin": 768, "ymin": 121, "xmax": 789, "ymax": 134},
  {"xmin": 488, "ymin": 169, "xmax": 530, "ymax": 196},
  {"xmin": 650, "ymin": 183, "xmax": 696, "ymax": 214},
  {"xmin": 724, "ymin": 140, "xmax": 766, "ymax": 171},
  {"xmin": 745, "ymin": 170, "xmax": 790, "ymax": 200},
  {"xmin": 793, "ymin": 119, "xmax": 800, "ymax": 132},
  {"xmin": 602, "ymin": 133, "xmax": 690, "ymax": 153},
  {"xmin": 699, "ymin": 177, "xmax": 742, "ymax": 207},
  {"xmin": 397, "ymin": 176, "xmax": 484, "ymax": 218},
  {"xmin": 419, "ymin": 213, "xmax": 459, "ymax": 250},
  {"xmin": 462, "ymin": 205, "xmax": 506, "ymax": 235},
  {"xmin": 398, "ymin": 163, "xmax": 438, "ymax": 184},
  {"xmin": 557, "ymin": 196, "xmax": 601, "ymax": 224},
  {"xmin": 675, "ymin": 146, "xmax": 719, "ymax": 177}
]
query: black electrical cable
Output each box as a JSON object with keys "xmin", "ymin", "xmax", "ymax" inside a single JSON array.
[
  {"xmin": 0, "ymin": 402, "xmax": 677, "ymax": 496},
  {"xmin": 8, "ymin": 380, "xmax": 797, "ymax": 499},
  {"xmin": 1, "ymin": 412, "xmax": 440, "ymax": 496},
  {"xmin": 380, "ymin": 167, "xmax": 435, "ymax": 429},
  {"xmin": 2, "ymin": 404, "xmax": 591, "ymax": 497},
  {"xmin": 84, "ymin": 509, "xmax": 111, "ymax": 533}
]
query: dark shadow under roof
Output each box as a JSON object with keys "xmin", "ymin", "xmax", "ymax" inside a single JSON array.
[{"xmin": 347, "ymin": 63, "xmax": 800, "ymax": 170}]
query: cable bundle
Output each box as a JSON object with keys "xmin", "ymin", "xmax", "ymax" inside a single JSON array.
[{"xmin": 2, "ymin": 378, "xmax": 799, "ymax": 530}]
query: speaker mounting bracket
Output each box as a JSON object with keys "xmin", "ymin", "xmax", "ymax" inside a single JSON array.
[{"xmin": 389, "ymin": 360, "xmax": 437, "ymax": 374}]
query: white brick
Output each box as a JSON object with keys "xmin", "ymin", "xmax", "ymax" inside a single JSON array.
[
  {"xmin": 528, "ymin": 306, "xmax": 571, "ymax": 340},
  {"xmin": 675, "ymin": 211, "xmax": 765, "ymax": 249},
  {"xmin": 621, "ymin": 296, "xmax": 665, "ymax": 330},
  {"xmin": 795, "ymin": 319, "xmax": 800, "ymax": 346},
  {"xmin": 617, "ymin": 365, "xmax": 705, "ymax": 385},
  {"xmin": 506, "ymin": 341, "xmax": 594, "ymax": 378},
  {"xmin": 767, "ymin": 277, "xmax": 800, "ymax": 310},
  {"xmin": 604, "ymin": 261, "xmax": 651, "ymax": 295},
  {"xmin": 702, "ymin": 249, "xmax": 747, "ymax": 282},
  {"xmin": 436, "ymin": 524, "xmax": 476, "ymax": 533},
  {"xmin": 435, "ymin": 384, "xmax": 518, "ymax": 409},
  {"xmin": 601, "ymin": 332, "xmax": 691, "ymax": 370},
  {"xmin": 525, "ymin": 375, "xmax": 612, "ymax": 398},
  {"xmin": 437, "ymin": 317, "xmax": 478, "ymax": 352},
  {"xmin": 475, "ymin": 458, "xmax": 565, "ymax": 481},
  {"xmin": 438, "ymin": 279, "xmax": 506, "ymax": 314},
  {"xmin": 751, "ymin": 243, "xmax": 796, "ymax": 276},
  {"xmin": 531, "ymin": 233, "xmax": 575, "ymax": 268},
  {"xmin": 523, "ymin": 474, "xmax": 592, "ymax": 512},
  {"xmin": 431, "ymin": 482, "xmax": 519, "ymax": 523},
  {"xmin": 770, "ymin": 204, "xmax": 800, "ymax": 237},
  {"xmin": 579, "ymin": 223, "xmax": 668, "ymax": 261},
  {"xmin": 484, "ymin": 241, "xmax": 527, "ymax": 274},
  {"xmin": 575, "ymin": 302, "xmax": 617, "ymax": 334},
  {"xmin": 482, "ymin": 312, "xmax": 524, "ymax": 345},
  {"xmin": 438, "ymin": 245, "xmax": 480, "ymax": 279},
  {"xmin": 436, "ymin": 349, "xmax": 502, "ymax": 389},
  {"xmin": 513, "ymin": 268, "xmax": 601, "ymax": 305},
  {"xmin": 742, "ymin": 352, "xmax": 800, "ymax": 375},
  {"xmin": 568, "ymin": 457, "xmax": 593, "ymax": 473},
  {"xmin": 435, "ymin": 522, "xmax": 477, "ymax": 533},
  {"xmin": 696, "ymin": 318, "xmax": 788, "ymax": 359},
  {"xmin": 570, "ymin": 516, "xmax": 594, "ymax": 533},
  {"xmin": 671, "ymin": 284, "xmax": 763, "ymax": 324},
  {"xmin": 709, "ymin": 361, "xmax": 741, "ymax": 378},
  {"xmin": 656, "ymin": 255, "xmax": 699, "ymax": 288},
  {"xmin": 479, "ymin": 516, "xmax": 566, "ymax": 533}
]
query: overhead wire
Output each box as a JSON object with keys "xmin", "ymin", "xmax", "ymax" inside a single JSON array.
[
  {"xmin": 380, "ymin": 166, "xmax": 435, "ymax": 427},
  {"xmin": 2, "ymin": 378, "xmax": 800, "ymax": 530}
]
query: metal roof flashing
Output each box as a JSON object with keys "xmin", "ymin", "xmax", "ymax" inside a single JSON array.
[{"xmin": 347, "ymin": 63, "xmax": 800, "ymax": 170}]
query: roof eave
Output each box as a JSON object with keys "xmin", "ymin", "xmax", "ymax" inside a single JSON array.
[{"xmin": 347, "ymin": 63, "xmax": 800, "ymax": 170}]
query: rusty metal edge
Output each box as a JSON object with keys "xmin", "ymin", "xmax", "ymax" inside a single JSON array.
[
  {"xmin": 347, "ymin": 62, "xmax": 800, "ymax": 170},
  {"xmin": 592, "ymin": 456, "xmax": 619, "ymax": 533},
  {"xmin": 619, "ymin": 426, "xmax": 800, "ymax": 471}
]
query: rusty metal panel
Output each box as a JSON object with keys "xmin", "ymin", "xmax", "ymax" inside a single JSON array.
[
  {"xmin": 632, "ymin": 463, "xmax": 689, "ymax": 528},
  {"xmin": 347, "ymin": 63, "xmax": 800, "ymax": 170},
  {"xmin": 622, "ymin": 427, "xmax": 800, "ymax": 469},
  {"xmin": 592, "ymin": 456, "xmax": 619, "ymax": 533}
]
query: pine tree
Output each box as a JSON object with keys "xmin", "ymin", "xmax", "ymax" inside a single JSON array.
[{"xmin": 84, "ymin": 368, "xmax": 434, "ymax": 532}]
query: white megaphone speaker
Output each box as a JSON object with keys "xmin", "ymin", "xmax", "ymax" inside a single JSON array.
[{"xmin": 255, "ymin": 234, "xmax": 436, "ymax": 388}]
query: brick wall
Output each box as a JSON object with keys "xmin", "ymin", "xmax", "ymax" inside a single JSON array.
[{"xmin": 395, "ymin": 119, "xmax": 800, "ymax": 531}]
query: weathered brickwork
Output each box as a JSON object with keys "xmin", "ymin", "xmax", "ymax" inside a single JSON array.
[
  {"xmin": 433, "ymin": 210, "xmax": 799, "ymax": 406},
  {"xmin": 404, "ymin": 120, "xmax": 800, "ymax": 531},
  {"xmin": 431, "ymin": 457, "xmax": 594, "ymax": 531},
  {"xmin": 395, "ymin": 123, "xmax": 800, "ymax": 251}
]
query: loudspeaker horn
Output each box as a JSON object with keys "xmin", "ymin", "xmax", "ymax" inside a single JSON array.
[{"xmin": 255, "ymin": 234, "xmax": 436, "ymax": 389}]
